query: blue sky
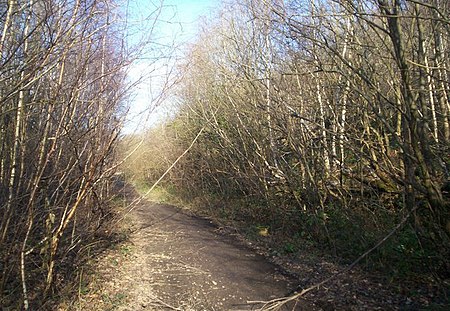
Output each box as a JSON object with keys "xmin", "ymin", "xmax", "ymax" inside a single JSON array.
[
  {"xmin": 123, "ymin": 0, "xmax": 221, "ymax": 133},
  {"xmin": 159, "ymin": 0, "xmax": 219, "ymax": 40}
]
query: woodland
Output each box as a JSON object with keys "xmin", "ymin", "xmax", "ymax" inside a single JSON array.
[
  {"xmin": 0, "ymin": 0, "xmax": 449, "ymax": 309},
  {"xmin": 123, "ymin": 0, "xmax": 450, "ymax": 307}
]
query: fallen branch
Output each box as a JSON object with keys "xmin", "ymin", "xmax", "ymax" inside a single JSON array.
[{"xmin": 149, "ymin": 298, "xmax": 184, "ymax": 311}]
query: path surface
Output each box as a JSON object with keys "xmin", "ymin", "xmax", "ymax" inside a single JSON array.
[
  {"xmin": 122, "ymin": 200, "xmax": 303, "ymax": 310},
  {"xmin": 79, "ymin": 189, "xmax": 310, "ymax": 311}
]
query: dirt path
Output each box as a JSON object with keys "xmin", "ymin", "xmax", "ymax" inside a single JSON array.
[
  {"xmin": 67, "ymin": 187, "xmax": 435, "ymax": 311},
  {"xmin": 74, "ymin": 190, "xmax": 309, "ymax": 310},
  {"xmin": 124, "ymin": 200, "xmax": 304, "ymax": 310}
]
